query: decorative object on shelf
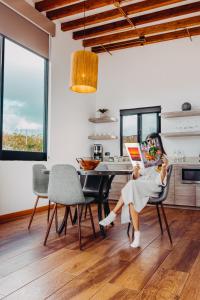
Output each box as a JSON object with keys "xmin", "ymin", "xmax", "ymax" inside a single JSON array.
[
  {"xmin": 76, "ymin": 158, "xmax": 100, "ymax": 170},
  {"xmin": 181, "ymin": 102, "xmax": 192, "ymax": 111},
  {"xmin": 97, "ymin": 108, "xmax": 109, "ymax": 118},
  {"xmin": 69, "ymin": 1, "xmax": 98, "ymax": 93}
]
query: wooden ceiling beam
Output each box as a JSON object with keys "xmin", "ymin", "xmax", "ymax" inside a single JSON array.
[
  {"xmin": 35, "ymin": 0, "xmax": 78, "ymax": 12},
  {"xmin": 46, "ymin": 0, "xmax": 124, "ymax": 20},
  {"xmin": 92, "ymin": 26, "xmax": 200, "ymax": 53},
  {"xmin": 61, "ymin": 0, "xmax": 185, "ymax": 30},
  {"xmin": 83, "ymin": 15, "xmax": 200, "ymax": 47},
  {"xmin": 73, "ymin": 1, "xmax": 200, "ymax": 40}
]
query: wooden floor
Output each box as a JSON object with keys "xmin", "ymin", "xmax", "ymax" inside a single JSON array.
[{"xmin": 0, "ymin": 204, "xmax": 200, "ymax": 300}]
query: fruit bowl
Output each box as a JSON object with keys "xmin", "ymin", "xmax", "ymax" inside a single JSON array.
[{"xmin": 76, "ymin": 158, "xmax": 100, "ymax": 170}]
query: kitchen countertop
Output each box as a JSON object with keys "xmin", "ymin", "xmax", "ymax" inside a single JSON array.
[{"xmin": 100, "ymin": 161, "xmax": 200, "ymax": 165}]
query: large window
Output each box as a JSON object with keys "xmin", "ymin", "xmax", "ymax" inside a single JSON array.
[
  {"xmin": 0, "ymin": 36, "xmax": 48, "ymax": 160},
  {"xmin": 120, "ymin": 106, "xmax": 161, "ymax": 156}
]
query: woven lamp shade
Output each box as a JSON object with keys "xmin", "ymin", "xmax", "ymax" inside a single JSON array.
[{"xmin": 70, "ymin": 50, "xmax": 98, "ymax": 93}]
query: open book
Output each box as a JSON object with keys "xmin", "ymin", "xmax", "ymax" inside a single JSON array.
[{"xmin": 125, "ymin": 142, "xmax": 162, "ymax": 168}]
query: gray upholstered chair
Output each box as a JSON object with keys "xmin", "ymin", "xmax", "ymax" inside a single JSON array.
[
  {"xmin": 44, "ymin": 164, "xmax": 96, "ymax": 249},
  {"xmin": 28, "ymin": 164, "xmax": 50, "ymax": 230},
  {"xmin": 127, "ymin": 165, "xmax": 173, "ymax": 245}
]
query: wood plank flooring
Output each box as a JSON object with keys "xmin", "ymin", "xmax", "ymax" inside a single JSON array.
[{"xmin": 0, "ymin": 205, "xmax": 200, "ymax": 299}]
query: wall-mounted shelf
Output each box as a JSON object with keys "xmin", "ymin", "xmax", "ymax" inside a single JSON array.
[
  {"xmin": 161, "ymin": 131, "xmax": 200, "ymax": 137},
  {"xmin": 161, "ymin": 110, "xmax": 200, "ymax": 118},
  {"xmin": 88, "ymin": 117, "xmax": 118, "ymax": 123},
  {"xmin": 88, "ymin": 135, "xmax": 118, "ymax": 140}
]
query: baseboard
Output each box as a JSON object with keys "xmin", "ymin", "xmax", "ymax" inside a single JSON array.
[{"xmin": 0, "ymin": 204, "xmax": 53, "ymax": 223}]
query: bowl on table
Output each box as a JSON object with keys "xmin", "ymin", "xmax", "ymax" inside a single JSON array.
[{"xmin": 76, "ymin": 158, "xmax": 100, "ymax": 170}]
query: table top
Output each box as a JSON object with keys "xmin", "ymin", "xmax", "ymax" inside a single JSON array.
[
  {"xmin": 43, "ymin": 169, "xmax": 132, "ymax": 176},
  {"xmin": 78, "ymin": 169, "xmax": 132, "ymax": 176}
]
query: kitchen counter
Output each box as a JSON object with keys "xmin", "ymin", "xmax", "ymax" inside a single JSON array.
[{"xmin": 100, "ymin": 161, "xmax": 200, "ymax": 166}]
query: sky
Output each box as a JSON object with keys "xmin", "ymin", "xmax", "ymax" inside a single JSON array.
[{"xmin": 3, "ymin": 38, "xmax": 45, "ymax": 134}]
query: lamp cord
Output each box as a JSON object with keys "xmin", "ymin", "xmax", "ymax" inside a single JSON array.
[{"xmin": 83, "ymin": 0, "xmax": 86, "ymax": 50}]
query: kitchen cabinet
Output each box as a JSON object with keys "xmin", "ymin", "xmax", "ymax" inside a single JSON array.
[
  {"xmin": 174, "ymin": 165, "xmax": 197, "ymax": 206},
  {"xmin": 164, "ymin": 167, "xmax": 174, "ymax": 205}
]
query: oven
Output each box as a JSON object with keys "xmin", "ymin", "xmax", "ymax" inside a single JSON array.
[{"xmin": 182, "ymin": 167, "xmax": 200, "ymax": 184}]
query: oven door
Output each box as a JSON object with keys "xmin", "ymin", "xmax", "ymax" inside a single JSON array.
[{"xmin": 182, "ymin": 168, "xmax": 200, "ymax": 184}]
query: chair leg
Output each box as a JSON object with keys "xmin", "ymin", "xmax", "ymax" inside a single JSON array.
[
  {"xmin": 47, "ymin": 200, "xmax": 51, "ymax": 222},
  {"xmin": 77, "ymin": 204, "xmax": 82, "ymax": 250},
  {"xmin": 84, "ymin": 204, "xmax": 88, "ymax": 219},
  {"xmin": 44, "ymin": 204, "xmax": 56, "ymax": 246},
  {"xmin": 156, "ymin": 204, "xmax": 163, "ymax": 235},
  {"xmin": 160, "ymin": 203, "xmax": 173, "ymax": 245},
  {"xmin": 64, "ymin": 207, "xmax": 70, "ymax": 235},
  {"xmin": 88, "ymin": 204, "xmax": 96, "ymax": 239},
  {"xmin": 69, "ymin": 207, "xmax": 73, "ymax": 225},
  {"xmin": 55, "ymin": 204, "xmax": 58, "ymax": 233},
  {"xmin": 127, "ymin": 222, "xmax": 131, "ymax": 237},
  {"xmin": 80, "ymin": 205, "xmax": 84, "ymax": 222},
  {"xmin": 28, "ymin": 196, "xmax": 39, "ymax": 230}
]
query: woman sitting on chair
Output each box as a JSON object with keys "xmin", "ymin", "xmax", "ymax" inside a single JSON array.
[{"xmin": 99, "ymin": 132, "xmax": 169, "ymax": 248}]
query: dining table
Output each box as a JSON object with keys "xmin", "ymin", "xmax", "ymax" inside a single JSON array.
[{"xmin": 44, "ymin": 168, "xmax": 133, "ymax": 237}]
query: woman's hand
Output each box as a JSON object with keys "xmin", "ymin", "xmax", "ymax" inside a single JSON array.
[{"xmin": 132, "ymin": 163, "xmax": 141, "ymax": 179}]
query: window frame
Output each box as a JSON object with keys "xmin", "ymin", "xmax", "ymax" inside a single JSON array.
[
  {"xmin": 0, "ymin": 35, "xmax": 48, "ymax": 161},
  {"xmin": 120, "ymin": 106, "xmax": 161, "ymax": 156}
]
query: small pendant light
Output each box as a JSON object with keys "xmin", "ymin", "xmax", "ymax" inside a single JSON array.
[{"xmin": 69, "ymin": 1, "xmax": 98, "ymax": 93}]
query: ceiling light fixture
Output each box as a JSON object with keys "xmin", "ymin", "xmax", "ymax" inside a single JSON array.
[{"xmin": 69, "ymin": 1, "xmax": 98, "ymax": 93}]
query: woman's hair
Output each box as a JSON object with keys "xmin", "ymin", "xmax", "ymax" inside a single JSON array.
[{"xmin": 145, "ymin": 132, "xmax": 166, "ymax": 155}]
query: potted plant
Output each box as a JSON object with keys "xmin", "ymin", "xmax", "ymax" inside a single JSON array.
[{"xmin": 97, "ymin": 108, "xmax": 109, "ymax": 118}]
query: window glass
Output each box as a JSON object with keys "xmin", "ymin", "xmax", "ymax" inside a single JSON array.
[
  {"xmin": 2, "ymin": 38, "xmax": 46, "ymax": 153},
  {"xmin": 122, "ymin": 115, "xmax": 138, "ymax": 155},
  {"xmin": 141, "ymin": 113, "xmax": 158, "ymax": 142}
]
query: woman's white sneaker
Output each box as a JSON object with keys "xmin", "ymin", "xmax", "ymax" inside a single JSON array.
[
  {"xmin": 99, "ymin": 211, "xmax": 116, "ymax": 227},
  {"xmin": 130, "ymin": 231, "xmax": 141, "ymax": 248}
]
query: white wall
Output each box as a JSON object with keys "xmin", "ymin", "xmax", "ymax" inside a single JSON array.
[
  {"xmin": 0, "ymin": 29, "xmax": 96, "ymax": 215},
  {"xmin": 95, "ymin": 37, "xmax": 200, "ymax": 157}
]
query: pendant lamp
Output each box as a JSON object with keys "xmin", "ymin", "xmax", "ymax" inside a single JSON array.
[
  {"xmin": 70, "ymin": 50, "xmax": 98, "ymax": 93},
  {"xmin": 69, "ymin": 1, "xmax": 98, "ymax": 93}
]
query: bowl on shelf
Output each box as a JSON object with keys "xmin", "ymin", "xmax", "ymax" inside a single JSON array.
[{"xmin": 76, "ymin": 158, "xmax": 100, "ymax": 170}]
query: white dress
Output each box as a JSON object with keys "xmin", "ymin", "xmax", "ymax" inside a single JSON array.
[{"xmin": 121, "ymin": 166, "xmax": 166, "ymax": 224}]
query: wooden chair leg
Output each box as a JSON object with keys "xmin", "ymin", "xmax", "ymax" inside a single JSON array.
[
  {"xmin": 88, "ymin": 204, "xmax": 96, "ymax": 239},
  {"xmin": 28, "ymin": 196, "xmax": 39, "ymax": 230},
  {"xmin": 127, "ymin": 222, "xmax": 131, "ymax": 236},
  {"xmin": 156, "ymin": 204, "xmax": 163, "ymax": 235},
  {"xmin": 80, "ymin": 205, "xmax": 84, "ymax": 222},
  {"xmin": 44, "ymin": 204, "xmax": 56, "ymax": 246},
  {"xmin": 160, "ymin": 203, "xmax": 173, "ymax": 245},
  {"xmin": 55, "ymin": 204, "xmax": 58, "ymax": 233},
  {"xmin": 47, "ymin": 200, "xmax": 51, "ymax": 222},
  {"xmin": 64, "ymin": 207, "xmax": 70, "ymax": 235},
  {"xmin": 127, "ymin": 222, "xmax": 134, "ymax": 240},
  {"xmin": 84, "ymin": 204, "xmax": 88, "ymax": 219},
  {"xmin": 69, "ymin": 207, "xmax": 73, "ymax": 225},
  {"xmin": 77, "ymin": 204, "xmax": 82, "ymax": 250}
]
